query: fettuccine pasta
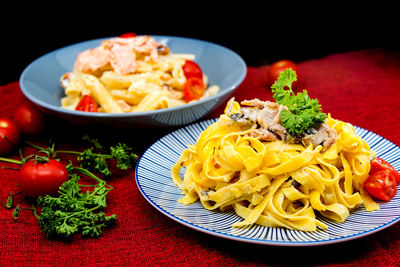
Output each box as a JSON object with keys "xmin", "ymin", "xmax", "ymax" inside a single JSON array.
[{"xmin": 171, "ymin": 98, "xmax": 376, "ymax": 231}]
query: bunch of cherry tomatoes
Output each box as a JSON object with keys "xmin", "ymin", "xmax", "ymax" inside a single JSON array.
[
  {"xmin": 0, "ymin": 102, "xmax": 69, "ymax": 198},
  {"xmin": 0, "ymin": 101, "xmax": 45, "ymax": 154}
]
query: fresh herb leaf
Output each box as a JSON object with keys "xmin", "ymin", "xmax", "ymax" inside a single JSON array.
[
  {"xmin": 12, "ymin": 204, "xmax": 21, "ymax": 219},
  {"xmin": 110, "ymin": 143, "xmax": 138, "ymax": 170},
  {"xmin": 37, "ymin": 173, "xmax": 116, "ymax": 238},
  {"xmin": 271, "ymin": 68, "xmax": 297, "ymax": 105},
  {"xmin": 3, "ymin": 192, "xmax": 22, "ymax": 209},
  {"xmin": 78, "ymin": 148, "xmax": 111, "ymax": 176},
  {"xmin": 75, "ymin": 137, "xmax": 138, "ymax": 176},
  {"xmin": 271, "ymin": 69, "xmax": 326, "ymax": 136},
  {"xmin": 82, "ymin": 135, "xmax": 103, "ymax": 150}
]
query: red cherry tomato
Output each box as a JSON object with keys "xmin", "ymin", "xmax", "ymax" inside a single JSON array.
[
  {"xmin": 182, "ymin": 60, "xmax": 203, "ymax": 80},
  {"xmin": 268, "ymin": 60, "xmax": 298, "ymax": 85},
  {"xmin": 364, "ymin": 169, "xmax": 397, "ymax": 202},
  {"xmin": 0, "ymin": 118, "xmax": 21, "ymax": 155},
  {"xmin": 13, "ymin": 102, "xmax": 45, "ymax": 136},
  {"xmin": 119, "ymin": 33, "xmax": 137, "ymax": 38},
  {"xmin": 75, "ymin": 95, "xmax": 98, "ymax": 112},
  {"xmin": 19, "ymin": 159, "xmax": 69, "ymax": 198},
  {"xmin": 370, "ymin": 157, "xmax": 400, "ymax": 183},
  {"xmin": 184, "ymin": 77, "xmax": 206, "ymax": 102}
]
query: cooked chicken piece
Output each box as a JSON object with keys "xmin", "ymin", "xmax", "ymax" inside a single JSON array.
[
  {"xmin": 249, "ymin": 128, "xmax": 279, "ymax": 141},
  {"xmin": 241, "ymin": 98, "xmax": 268, "ymax": 109},
  {"xmin": 256, "ymin": 105, "xmax": 280, "ymax": 129},
  {"xmin": 302, "ymin": 123, "xmax": 338, "ymax": 151},
  {"xmin": 241, "ymin": 108, "xmax": 259, "ymax": 122},
  {"xmin": 269, "ymin": 124, "xmax": 288, "ymax": 141}
]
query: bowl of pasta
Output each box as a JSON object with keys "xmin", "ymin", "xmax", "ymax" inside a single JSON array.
[{"xmin": 19, "ymin": 34, "xmax": 246, "ymax": 127}]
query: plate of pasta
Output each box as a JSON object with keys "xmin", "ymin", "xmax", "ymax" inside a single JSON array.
[
  {"xmin": 135, "ymin": 70, "xmax": 400, "ymax": 246},
  {"xmin": 19, "ymin": 34, "xmax": 246, "ymax": 127},
  {"xmin": 136, "ymin": 118, "xmax": 400, "ymax": 246}
]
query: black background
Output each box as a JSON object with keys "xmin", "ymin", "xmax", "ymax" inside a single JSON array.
[{"xmin": 1, "ymin": 6, "xmax": 397, "ymax": 85}]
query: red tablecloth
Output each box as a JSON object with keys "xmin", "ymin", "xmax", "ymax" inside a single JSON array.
[{"xmin": 1, "ymin": 48, "xmax": 400, "ymax": 266}]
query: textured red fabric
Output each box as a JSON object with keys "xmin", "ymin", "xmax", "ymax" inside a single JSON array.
[{"xmin": 1, "ymin": 48, "xmax": 400, "ymax": 266}]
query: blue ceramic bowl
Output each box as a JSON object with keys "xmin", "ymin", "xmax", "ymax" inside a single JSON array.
[{"xmin": 19, "ymin": 36, "xmax": 246, "ymax": 128}]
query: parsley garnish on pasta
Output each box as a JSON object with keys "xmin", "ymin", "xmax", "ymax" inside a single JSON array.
[{"xmin": 271, "ymin": 69, "xmax": 326, "ymax": 136}]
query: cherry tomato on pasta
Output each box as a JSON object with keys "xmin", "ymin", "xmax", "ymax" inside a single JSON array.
[
  {"xmin": 75, "ymin": 95, "xmax": 98, "ymax": 112},
  {"xmin": 364, "ymin": 169, "xmax": 397, "ymax": 202},
  {"xmin": 13, "ymin": 102, "xmax": 45, "ymax": 136},
  {"xmin": 119, "ymin": 33, "xmax": 137, "ymax": 38},
  {"xmin": 19, "ymin": 159, "xmax": 69, "ymax": 198},
  {"xmin": 184, "ymin": 77, "xmax": 206, "ymax": 102},
  {"xmin": 268, "ymin": 60, "xmax": 298, "ymax": 86},
  {"xmin": 370, "ymin": 157, "xmax": 400, "ymax": 183},
  {"xmin": 182, "ymin": 60, "xmax": 203, "ymax": 80},
  {"xmin": 0, "ymin": 118, "xmax": 20, "ymax": 155}
]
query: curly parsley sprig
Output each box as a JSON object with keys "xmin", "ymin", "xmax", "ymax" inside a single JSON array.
[
  {"xmin": 37, "ymin": 172, "xmax": 117, "ymax": 238},
  {"xmin": 271, "ymin": 69, "xmax": 326, "ymax": 136}
]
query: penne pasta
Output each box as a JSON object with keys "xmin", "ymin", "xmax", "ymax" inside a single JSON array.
[
  {"xmin": 60, "ymin": 35, "xmax": 219, "ymax": 113},
  {"xmin": 80, "ymin": 73, "xmax": 123, "ymax": 113}
]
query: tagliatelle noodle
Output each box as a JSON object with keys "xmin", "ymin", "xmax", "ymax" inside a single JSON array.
[{"xmin": 171, "ymin": 101, "xmax": 376, "ymax": 231}]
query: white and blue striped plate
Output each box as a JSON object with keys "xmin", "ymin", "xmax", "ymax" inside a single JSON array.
[{"xmin": 135, "ymin": 119, "xmax": 400, "ymax": 246}]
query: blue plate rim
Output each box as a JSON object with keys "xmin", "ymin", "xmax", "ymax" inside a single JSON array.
[
  {"xmin": 135, "ymin": 118, "xmax": 400, "ymax": 246},
  {"xmin": 19, "ymin": 35, "xmax": 247, "ymax": 117}
]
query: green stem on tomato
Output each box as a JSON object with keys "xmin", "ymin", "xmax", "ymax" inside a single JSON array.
[
  {"xmin": 24, "ymin": 141, "xmax": 45, "ymax": 151},
  {"xmin": 18, "ymin": 149, "xmax": 24, "ymax": 162},
  {"xmin": 25, "ymin": 141, "xmax": 57, "ymax": 158},
  {"xmin": 25, "ymin": 143, "xmax": 111, "ymax": 164},
  {"xmin": 25, "ymin": 141, "xmax": 115, "ymax": 161},
  {"xmin": 0, "ymin": 157, "xmax": 22, "ymax": 165}
]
